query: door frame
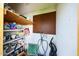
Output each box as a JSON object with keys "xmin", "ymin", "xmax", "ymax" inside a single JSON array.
[
  {"xmin": 0, "ymin": 4, "xmax": 3, "ymax": 56},
  {"xmin": 77, "ymin": 4, "xmax": 79, "ymax": 56}
]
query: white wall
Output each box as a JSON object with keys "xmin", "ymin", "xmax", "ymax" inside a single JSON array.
[
  {"xmin": 56, "ymin": 3, "xmax": 77, "ymax": 56},
  {"xmin": 24, "ymin": 3, "xmax": 77, "ymax": 56}
]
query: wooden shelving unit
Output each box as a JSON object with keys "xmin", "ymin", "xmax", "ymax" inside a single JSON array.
[{"xmin": 4, "ymin": 9, "xmax": 31, "ymax": 56}]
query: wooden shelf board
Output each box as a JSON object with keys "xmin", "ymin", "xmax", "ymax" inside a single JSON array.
[
  {"xmin": 4, "ymin": 10, "xmax": 33, "ymax": 25},
  {"xmin": 17, "ymin": 51, "xmax": 26, "ymax": 56},
  {"xmin": 4, "ymin": 38, "xmax": 22, "ymax": 45},
  {"xmin": 4, "ymin": 29, "xmax": 23, "ymax": 32}
]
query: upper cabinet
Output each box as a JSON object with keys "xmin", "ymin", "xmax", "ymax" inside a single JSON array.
[
  {"xmin": 4, "ymin": 10, "xmax": 33, "ymax": 25},
  {"xmin": 33, "ymin": 11, "xmax": 56, "ymax": 34}
]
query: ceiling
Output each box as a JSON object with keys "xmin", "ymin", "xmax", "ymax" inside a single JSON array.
[{"xmin": 8, "ymin": 3, "xmax": 57, "ymax": 16}]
